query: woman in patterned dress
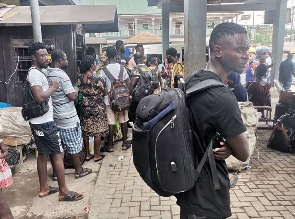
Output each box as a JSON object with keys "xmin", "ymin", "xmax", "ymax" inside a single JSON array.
[
  {"xmin": 0, "ymin": 139, "xmax": 13, "ymax": 219},
  {"xmin": 77, "ymin": 55, "xmax": 109, "ymax": 162}
]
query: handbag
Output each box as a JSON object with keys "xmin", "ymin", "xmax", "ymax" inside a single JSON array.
[
  {"xmin": 21, "ymin": 68, "xmax": 49, "ymax": 121},
  {"xmin": 267, "ymin": 124, "xmax": 295, "ymax": 153}
]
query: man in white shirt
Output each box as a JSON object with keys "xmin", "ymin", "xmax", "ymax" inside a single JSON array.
[{"xmin": 28, "ymin": 42, "xmax": 83, "ymax": 201}]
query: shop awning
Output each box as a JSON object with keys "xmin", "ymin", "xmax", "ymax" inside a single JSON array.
[{"xmin": 0, "ymin": 5, "xmax": 118, "ymax": 33}]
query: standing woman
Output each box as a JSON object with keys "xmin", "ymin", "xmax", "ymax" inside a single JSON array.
[{"xmin": 77, "ymin": 55, "xmax": 109, "ymax": 162}]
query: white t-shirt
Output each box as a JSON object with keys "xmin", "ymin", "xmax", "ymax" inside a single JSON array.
[
  {"xmin": 27, "ymin": 68, "xmax": 54, "ymax": 124},
  {"xmin": 99, "ymin": 63, "xmax": 129, "ymax": 105}
]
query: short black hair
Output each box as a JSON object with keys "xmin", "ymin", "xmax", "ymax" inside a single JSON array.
[
  {"xmin": 116, "ymin": 40, "xmax": 124, "ymax": 49},
  {"xmin": 209, "ymin": 22, "xmax": 247, "ymax": 51},
  {"xmin": 106, "ymin": 46, "xmax": 117, "ymax": 59},
  {"xmin": 150, "ymin": 57, "xmax": 158, "ymax": 65},
  {"xmin": 51, "ymin": 49, "xmax": 65, "ymax": 63},
  {"xmin": 86, "ymin": 47, "xmax": 96, "ymax": 56},
  {"xmin": 166, "ymin": 47, "xmax": 177, "ymax": 57},
  {"xmin": 256, "ymin": 64, "xmax": 268, "ymax": 79},
  {"xmin": 135, "ymin": 44, "xmax": 143, "ymax": 50},
  {"xmin": 134, "ymin": 52, "xmax": 144, "ymax": 64},
  {"xmin": 28, "ymin": 42, "xmax": 46, "ymax": 56},
  {"xmin": 79, "ymin": 55, "xmax": 95, "ymax": 74}
]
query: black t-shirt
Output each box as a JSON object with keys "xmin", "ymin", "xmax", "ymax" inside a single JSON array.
[{"xmin": 176, "ymin": 70, "xmax": 247, "ymax": 218}]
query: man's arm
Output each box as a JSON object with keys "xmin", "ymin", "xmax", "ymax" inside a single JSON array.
[
  {"xmin": 226, "ymin": 133, "xmax": 249, "ymax": 162},
  {"xmin": 31, "ymin": 81, "xmax": 59, "ymax": 103}
]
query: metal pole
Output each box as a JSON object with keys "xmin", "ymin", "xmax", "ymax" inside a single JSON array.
[{"xmin": 30, "ymin": 0, "xmax": 42, "ymax": 42}]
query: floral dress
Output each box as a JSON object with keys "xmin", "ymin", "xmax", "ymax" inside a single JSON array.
[
  {"xmin": 77, "ymin": 75, "xmax": 109, "ymax": 138},
  {"xmin": 0, "ymin": 155, "xmax": 13, "ymax": 189}
]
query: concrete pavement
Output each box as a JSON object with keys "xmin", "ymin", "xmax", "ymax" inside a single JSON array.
[{"xmin": 4, "ymin": 128, "xmax": 295, "ymax": 218}]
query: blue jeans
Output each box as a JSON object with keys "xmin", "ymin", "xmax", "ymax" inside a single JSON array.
[{"xmin": 282, "ymin": 81, "xmax": 292, "ymax": 91}]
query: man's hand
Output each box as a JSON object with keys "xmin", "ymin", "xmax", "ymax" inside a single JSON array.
[
  {"xmin": 213, "ymin": 142, "xmax": 232, "ymax": 160},
  {"xmin": 50, "ymin": 81, "xmax": 59, "ymax": 91}
]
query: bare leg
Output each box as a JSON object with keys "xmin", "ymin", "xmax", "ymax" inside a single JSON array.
[
  {"xmin": 50, "ymin": 153, "xmax": 69, "ymax": 196},
  {"xmin": 0, "ymin": 190, "xmax": 14, "ymax": 219},
  {"xmin": 107, "ymin": 125, "xmax": 115, "ymax": 151},
  {"xmin": 94, "ymin": 136, "xmax": 102, "ymax": 160},
  {"xmin": 49, "ymin": 155, "xmax": 57, "ymax": 180},
  {"xmin": 72, "ymin": 153, "xmax": 82, "ymax": 173},
  {"xmin": 37, "ymin": 153, "xmax": 50, "ymax": 196},
  {"xmin": 121, "ymin": 122, "xmax": 128, "ymax": 145},
  {"xmin": 83, "ymin": 136, "xmax": 91, "ymax": 160}
]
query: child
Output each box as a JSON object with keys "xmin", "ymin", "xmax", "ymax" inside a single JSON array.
[{"xmin": 0, "ymin": 139, "xmax": 14, "ymax": 219}]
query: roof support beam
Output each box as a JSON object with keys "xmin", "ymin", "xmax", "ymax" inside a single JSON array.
[
  {"xmin": 271, "ymin": 0, "xmax": 288, "ymax": 82},
  {"xmin": 169, "ymin": 2, "xmax": 278, "ymax": 13},
  {"xmin": 184, "ymin": 0, "xmax": 207, "ymax": 77}
]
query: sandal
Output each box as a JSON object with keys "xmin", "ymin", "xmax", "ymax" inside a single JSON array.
[
  {"xmin": 122, "ymin": 141, "xmax": 131, "ymax": 150},
  {"xmin": 75, "ymin": 167, "xmax": 92, "ymax": 179},
  {"xmin": 59, "ymin": 191, "xmax": 84, "ymax": 201},
  {"xmin": 104, "ymin": 146, "xmax": 114, "ymax": 153},
  {"xmin": 94, "ymin": 155, "xmax": 105, "ymax": 162},
  {"xmin": 85, "ymin": 154, "xmax": 94, "ymax": 162},
  {"xmin": 39, "ymin": 186, "xmax": 59, "ymax": 198}
]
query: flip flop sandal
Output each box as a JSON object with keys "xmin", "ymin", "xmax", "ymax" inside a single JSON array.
[
  {"xmin": 122, "ymin": 141, "xmax": 132, "ymax": 150},
  {"xmin": 94, "ymin": 155, "xmax": 105, "ymax": 162},
  {"xmin": 104, "ymin": 146, "xmax": 114, "ymax": 153},
  {"xmin": 59, "ymin": 191, "xmax": 84, "ymax": 202},
  {"xmin": 75, "ymin": 167, "xmax": 92, "ymax": 179},
  {"xmin": 85, "ymin": 154, "xmax": 94, "ymax": 162},
  {"xmin": 39, "ymin": 186, "xmax": 59, "ymax": 198}
]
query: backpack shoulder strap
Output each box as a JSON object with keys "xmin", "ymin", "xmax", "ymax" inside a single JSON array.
[
  {"xmin": 103, "ymin": 67, "xmax": 115, "ymax": 82},
  {"xmin": 118, "ymin": 65, "xmax": 124, "ymax": 80},
  {"xmin": 185, "ymin": 79, "xmax": 224, "ymax": 96}
]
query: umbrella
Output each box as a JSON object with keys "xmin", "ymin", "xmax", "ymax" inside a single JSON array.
[{"xmin": 290, "ymin": 48, "xmax": 295, "ymax": 54}]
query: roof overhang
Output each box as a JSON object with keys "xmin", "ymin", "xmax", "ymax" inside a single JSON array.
[
  {"xmin": 0, "ymin": 5, "xmax": 119, "ymax": 33},
  {"xmin": 147, "ymin": 0, "xmax": 280, "ymax": 12}
]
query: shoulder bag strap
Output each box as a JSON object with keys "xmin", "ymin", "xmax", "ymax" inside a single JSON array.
[
  {"xmin": 186, "ymin": 79, "xmax": 225, "ymax": 96},
  {"xmin": 118, "ymin": 65, "xmax": 124, "ymax": 80},
  {"xmin": 103, "ymin": 67, "xmax": 115, "ymax": 82}
]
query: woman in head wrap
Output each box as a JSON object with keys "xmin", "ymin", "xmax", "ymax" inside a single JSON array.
[{"xmin": 227, "ymin": 72, "xmax": 248, "ymax": 102}]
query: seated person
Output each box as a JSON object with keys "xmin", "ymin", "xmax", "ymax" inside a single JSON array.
[
  {"xmin": 227, "ymin": 72, "xmax": 248, "ymax": 102},
  {"xmin": 247, "ymin": 64, "xmax": 271, "ymax": 118}
]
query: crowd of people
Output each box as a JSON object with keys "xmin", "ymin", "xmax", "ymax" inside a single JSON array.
[{"xmin": 2, "ymin": 21, "xmax": 293, "ymax": 219}]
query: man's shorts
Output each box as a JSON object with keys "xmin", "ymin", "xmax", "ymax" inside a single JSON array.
[
  {"xmin": 59, "ymin": 123, "xmax": 83, "ymax": 155},
  {"xmin": 106, "ymin": 106, "xmax": 129, "ymax": 125},
  {"xmin": 30, "ymin": 121, "xmax": 63, "ymax": 155}
]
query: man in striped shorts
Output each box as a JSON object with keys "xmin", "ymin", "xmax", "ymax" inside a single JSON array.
[{"xmin": 46, "ymin": 49, "xmax": 92, "ymax": 179}]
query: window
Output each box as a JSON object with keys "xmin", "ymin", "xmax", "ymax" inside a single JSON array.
[
  {"xmin": 143, "ymin": 23, "xmax": 149, "ymax": 30},
  {"xmin": 159, "ymin": 23, "xmax": 162, "ymax": 30}
]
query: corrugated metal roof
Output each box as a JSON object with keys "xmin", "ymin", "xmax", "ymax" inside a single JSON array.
[{"xmin": 81, "ymin": 0, "xmax": 161, "ymax": 14}]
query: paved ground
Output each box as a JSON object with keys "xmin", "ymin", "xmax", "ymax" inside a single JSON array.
[
  {"xmin": 4, "ymin": 128, "xmax": 295, "ymax": 219},
  {"xmin": 3, "ymin": 88, "xmax": 295, "ymax": 219}
]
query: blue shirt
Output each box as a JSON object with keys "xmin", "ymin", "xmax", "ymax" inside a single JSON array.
[{"xmin": 245, "ymin": 67, "xmax": 254, "ymax": 82}]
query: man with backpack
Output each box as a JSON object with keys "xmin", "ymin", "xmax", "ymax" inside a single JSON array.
[
  {"xmin": 26, "ymin": 42, "xmax": 83, "ymax": 201},
  {"xmin": 166, "ymin": 47, "xmax": 184, "ymax": 88},
  {"xmin": 176, "ymin": 22, "xmax": 250, "ymax": 218},
  {"xmin": 46, "ymin": 49, "xmax": 92, "ymax": 179},
  {"xmin": 100, "ymin": 46, "xmax": 131, "ymax": 151},
  {"xmin": 128, "ymin": 52, "xmax": 155, "ymax": 123}
]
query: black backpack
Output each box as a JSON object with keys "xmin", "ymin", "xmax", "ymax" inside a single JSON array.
[
  {"xmin": 131, "ymin": 66, "xmax": 155, "ymax": 103},
  {"xmin": 132, "ymin": 79, "xmax": 224, "ymax": 197},
  {"xmin": 22, "ymin": 68, "xmax": 49, "ymax": 121},
  {"xmin": 150, "ymin": 66, "xmax": 160, "ymax": 89}
]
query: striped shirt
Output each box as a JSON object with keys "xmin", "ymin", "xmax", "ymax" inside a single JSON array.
[{"xmin": 45, "ymin": 67, "xmax": 79, "ymax": 129}]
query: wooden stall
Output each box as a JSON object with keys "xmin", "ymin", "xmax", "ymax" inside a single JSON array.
[{"xmin": 0, "ymin": 5, "xmax": 118, "ymax": 106}]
